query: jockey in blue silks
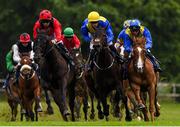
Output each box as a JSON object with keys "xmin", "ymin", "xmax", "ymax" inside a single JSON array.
[
  {"xmin": 123, "ymin": 19, "xmax": 162, "ymax": 72},
  {"xmin": 81, "ymin": 11, "xmax": 124, "ymax": 70},
  {"xmin": 115, "ymin": 20, "xmax": 131, "ymax": 49}
]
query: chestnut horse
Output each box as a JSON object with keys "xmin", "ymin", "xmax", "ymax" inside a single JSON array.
[
  {"xmin": 85, "ymin": 29, "xmax": 132, "ymax": 121},
  {"xmin": 127, "ymin": 37, "xmax": 159, "ymax": 121},
  {"xmin": 18, "ymin": 55, "xmax": 42, "ymax": 121}
]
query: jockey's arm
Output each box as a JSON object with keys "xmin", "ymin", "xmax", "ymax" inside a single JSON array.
[
  {"xmin": 105, "ymin": 24, "xmax": 114, "ymax": 44},
  {"xmin": 12, "ymin": 44, "xmax": 21, "ymax": 64},
  {"xmin": 53, "ymin": 19, "xmax": 62, "ymax": 42},
  {"xmin": 30, "ymin": 41, "xmax": 35, "ymax": 60},
  {"xmin": 74, "ymin": 35, "xmax": 81, "ymax": 49},
  {"xmin": 143, "ymin": 27, "xmax": 152, "ymax": 50},
  {"xmin": 6, "ymin": 50, "xmax": 14, "ymax": 72},
  {"xmin": 81, "ymin": 23, "xmax": 91, "ymax": 42},
  {"xmin": 124, "ymin": 34, "xmax": 132, "ymax": 54},
  {"xmin": 33, "ymin": 21, "xmax": 40, "ymax": 40}
]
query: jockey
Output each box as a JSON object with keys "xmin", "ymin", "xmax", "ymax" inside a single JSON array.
[
  {"xmin": 33, "ymin": 9, "xmax": 74, "ymax": 66},
  {"xmin": 3, "ymin": 33, "xmax": 36, "ymax": 88},
  {"xmin": 81, "ymin": 11, "xmax": 124, "ymax": 70},
  {"xmin": 115, "ymin": 20, "xmax": 131, "ymax": 49},
  {"xmin": 61, "ymin": 27, "xmax": 80, "ymax": 52},
  {"xmin": 124, "ymin": 19, "xmax": 162, "ymax": 72},
  {"xmin": 2, "ymin": 50, "xmax": 17, "ymax": 89}
]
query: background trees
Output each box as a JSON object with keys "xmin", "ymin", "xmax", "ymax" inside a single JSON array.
[{"xmin": 0, "ymin": 0, "xmax": 179, "ymax": 82}]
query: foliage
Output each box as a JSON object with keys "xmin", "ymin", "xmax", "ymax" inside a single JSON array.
[{"xmin": 0, "ymin": 0, "xmax": 179, "ymax": 82}]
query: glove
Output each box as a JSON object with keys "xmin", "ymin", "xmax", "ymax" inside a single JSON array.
[{"xmin": 51, "ymin": 39, "xmax": 57, "ymax": 44}]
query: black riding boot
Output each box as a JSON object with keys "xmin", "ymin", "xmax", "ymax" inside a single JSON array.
[
  {"xmin": 109, "ymin": 45, "xmax": 124, "ymax": 63},
  {"xmin": 2, "ymin": 74, "xmax": 10, "ymax": 89},
  {"xmin": 57, "ymin": 43, "xmax": 75, "ymax": 66},
  {"xmin": 86, "ymin": 49, "xmax": 96, "ymax": 71},
  {"xmin": 146, "ymin": 50, "xmax": 162, "ymax": 72}
]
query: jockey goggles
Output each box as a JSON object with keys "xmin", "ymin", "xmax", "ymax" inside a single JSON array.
[
  {"xmin": 130, "ymin": 26, "xmax": 140, "ymax": 31},
  {"xmin": 40, "ymin": 19, "xmax": 51, "ymax": 24}
]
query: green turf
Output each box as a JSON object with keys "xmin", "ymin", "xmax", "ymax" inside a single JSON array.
[{"xmin": 0, "ymin": 97, "xmax": 180, "ymax": 126}]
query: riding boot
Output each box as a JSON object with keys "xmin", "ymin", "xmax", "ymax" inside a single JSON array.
[
  {"xmin": 109, "ymin": 45, "xmax": 124, "ymax": 64},
  {"xmin": 15, "ymin": 65, "xmax": 21, "ymax": 85},
  {"xmin": 86, "ymin": 49, "xmax": 96, "ymax": 71},
  {"xmin": 57, "ymin": 43, "xmax": 75, "ymax": 66},
  {"xmin": 146, "ymin": 50, "xmax": 162, "ymax": 72},
  {"xmin": 2, "ymin": 74, "xmax": 10, "ymax": 89}
]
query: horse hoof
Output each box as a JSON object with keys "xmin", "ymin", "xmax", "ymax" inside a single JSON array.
[
  {"xmin": 106, "ymin": 116, "xmax": 109, "ymax": 121},
  {"xmin": 137, "ymin": 103, "xmax": 146, "ymax": 110},
  {"xmin": 98, "ymin": 113, "xmax": 104, "ymax": 119},
  {"xmin": 64, "ymin": 110, "xmax": 70, "ymax": 116},
  {"xmin": 125, "ymin": 116, "xmax": 132, "ymax": 121},
  {"xmin": 11, "ymin": 118, "xmax": 16, "ymax": 121},
  {"xmin": 154, "ymin": 112, "xmax": 160, "ymax": 117},
  {"xmin": 37, "ymin": 107, "xmax": 43, "ymax": 112},
  {"xmin": 90, "ymin": 114, "xmax": 95, "ymax": 120},
  {"xmin": 21, "ymin": 109, "xmax": 26, "ymax": 114},
  {"xmin": 47, "ymin": 107, "xmax": 54, "ymax": 115}
]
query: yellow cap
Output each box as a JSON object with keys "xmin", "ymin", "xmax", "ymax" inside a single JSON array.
[{"xmin": 88, "ymin": 11, "xmax": 100, "ymax": 22}]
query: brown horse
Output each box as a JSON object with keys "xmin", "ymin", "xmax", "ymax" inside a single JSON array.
[
  {"xmin": 84, "ymin": 29, "xmax": 132, "ymax": 121},
  {"xmin": 70, "ymin": 48, "xmax": 89, "ymax": 121},
  {"xmin": 127, "ymin": 37, "xmax": 159, "ymax": 121},
  {"xmin": 5, "ymin": 72, "xmax": 21, "ymax": 121},
  {"xmin": 34, "ymin": 33, "xmax": 77, "ymax": 121},
  {"xmin": 18, "ymin": 55, "xmax": 42, "ymax": 121}
]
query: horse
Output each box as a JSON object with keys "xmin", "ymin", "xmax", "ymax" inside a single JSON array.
[
  {"xmin": 127, "ymin": 36, "xmax": 160, "ymax": 121},
  {"xmin": 5, "ymin": 72, "xmax": 20, "ymax": 121},
  {"xmin": 18, "ymin": 55, "xmax": 42, "ymax": 121},
  {"xmin": 33, "ymin": 33, "xmax": 77, "ymax": 121},
  {"xmin": 70, "ymin": 48, "xmax": 89, "ymax": 121},
  {"xmin": 84, "ymin": 29, "xmax": 132, "ymax": 121}
]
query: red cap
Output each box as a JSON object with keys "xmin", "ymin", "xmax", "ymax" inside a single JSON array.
[
  {"xmin": 19, "ymin": 33, "xmax": 31, "ymax": 43},
  {"xmin": 39, "ymin": 9, "xmax": 52, "ymax": 20}
]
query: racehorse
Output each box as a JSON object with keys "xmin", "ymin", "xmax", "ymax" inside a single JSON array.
[
  {"xmin": 70, "ymin": 48, "xmax": 89, "ymax": 121},
  {"xmin": 84, "ymin": 29, "xmax": 132, "ymax": 121},
  {"xmin": 5, "ymin": 72, "xmax": 20, "ymax": 121},
  {"xmin": 18, "ymin": 55, "xmax": 42, "ymax": 121},
  {"xmin": 33, "ymin": 33, "xmax": 77, "ymax": 121},
  {"xmin": 127, "ymin": 36, "xmax": 159, "ymax": 121}
]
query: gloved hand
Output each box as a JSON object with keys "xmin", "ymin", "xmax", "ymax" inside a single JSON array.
[{"xmin": 51, "ymin": 39, "xmax": 57, "ymax": 44}]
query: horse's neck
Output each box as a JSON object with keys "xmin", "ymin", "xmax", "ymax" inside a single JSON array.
[
  {"xmin": 46, "ymin": 47, "xmax": 65, "ymax": 64},
  {"xmin": 97, "ymin": 48, "xmax": 112, "ymax": 65}
]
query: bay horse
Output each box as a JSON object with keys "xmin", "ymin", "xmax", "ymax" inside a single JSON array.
[
  {"xmin": 33, "ymin": 33, "xmax": 77, "ymax": 121},
  {"xmin": 18, "ymin": 55, "xmax": 42, "ymax": 121},
  {"xmin": 84, "ymin": 29, "xmax": 132, "ymax": 121},
  {"xmin": 70, "ymin": 48, "xmax": 89, "ymax": 120},
  {"xmin": 127, "ymin": 36, "xmax": 160, "ymax": 121}
]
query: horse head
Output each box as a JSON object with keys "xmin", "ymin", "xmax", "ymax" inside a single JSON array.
[
  {"xmin": 92, "ymin": 28, "xmax": 107, "ymax": 51},
  {"xmin": 33, "ymin": 32, "xmax": 53, "ymax": 65},
  {"xmin": 132, "ymin": 36, "xmax": 146, "ymax": 73},
  {"xmin": 19, "ymin": 56, "xmax": 35, "ymax": 80},
  {"xmin": 70, "ymin": 48, "xmax": 84, "ymax": 79}
]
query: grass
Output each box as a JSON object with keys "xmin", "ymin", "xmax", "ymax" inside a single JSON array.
[{"xmin": 0, "ymin": 95, "xmax": 180, "ymax": 126}]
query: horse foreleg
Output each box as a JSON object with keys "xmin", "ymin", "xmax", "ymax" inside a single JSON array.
[
  {"xmin": 101, "ymin": 95, "xmax": 109, "ymax": 121},
  {"xmin": 52, "ymin": 86, "xmax": 69, "ymax": 121},
  {"xmin": 131, "ymin": 84, "xmax": 145, "ymax": 110},
  {"xmin": 140, "ymin": 92, "xmax": 149, "ymax": 121},
  {"xmin": 97, "ymin": 100, "xmax": 104, "ymax": 119},
  {"xmin": 148, "ymin": 85, "xmax": 156, "ymax": 121},
  {"xmin": 34, "ymin": 87, "xmax": 42, "ymax": 113},
  {"xmin": 83, "ymin": 92, "xmax": 89, "ymax": 121},
  {"xmin": 68, "ymin": 82, "xmax": 76, "ymax": 121},
  {"xmin": 44, "ymin": 88, "xmax": 54, "ymax": 114},
  {"xmin": 89, "ymin": 91, "xmax": 95, "ymax": 120}
]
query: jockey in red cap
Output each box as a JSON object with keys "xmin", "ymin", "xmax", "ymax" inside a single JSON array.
[{"xmin": 33, "ymin": 9, "xmax": 62, "ymax": 42}]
